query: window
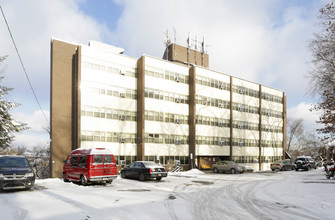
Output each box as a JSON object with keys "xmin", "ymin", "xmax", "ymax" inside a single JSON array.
[
  {"xmin": 65, "ymin": 156, "xmax": 71, "ymax": 164},
  {"xmin": 94, "ymin": 156, "xmax": 103, "ymax": 164},
  {"xmin": 70, "ymin": 156, "xmax": 78, "ymax": 167},
  {"xmin": 104, "ymin": 155, "xmax": 112, "ymax": 164},
  {"xmin": 78, "ymin": 156, "xmax": 86, "ymax": 168}
]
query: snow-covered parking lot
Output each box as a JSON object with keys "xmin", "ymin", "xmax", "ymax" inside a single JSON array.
[{"xmin": 1, "ymin": 168, "xmax": 334, "ymax": 220}]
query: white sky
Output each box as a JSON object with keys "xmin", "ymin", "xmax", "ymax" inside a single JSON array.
[{"xmin": 0, "ymin": 0, "xmax": 328, "ymax": 148}]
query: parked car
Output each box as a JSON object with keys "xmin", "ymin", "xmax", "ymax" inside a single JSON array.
[
  {"xmin": 270, "ymin": 159, "xmax": 295, "ymax": 171},
  {"xmin": 63, "ymin": 148, "xmax": 117, "ymax": 185},
  {"xmin": 0, "ymin": 156, "xmax": 35, "ymax": 191},
  {"xmin": 212, "ymin": 161, "xmax": 245, "ymax": 174},
  {"xmin": 120, "ymin": 161, "xmax": 168, "ymax": 181},
  {"xmin": 295, "ymin": 156, "xmax": 317, "ymax": 171}
]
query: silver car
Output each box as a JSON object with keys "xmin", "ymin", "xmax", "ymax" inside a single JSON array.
[
  {"xmin": 271, "ymin": 159, "xmax": 295, "ymax": 171},
  {"xmin": 212, "ymin": 161, "xmax": 245, "ymax": 174}
]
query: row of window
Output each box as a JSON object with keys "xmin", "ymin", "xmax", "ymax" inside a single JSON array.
[
  {"xmin": 114, "ymin": 155, "xmax": 190, "ymax": 166},
  {"xmin": 196, "ymin": 137, "xmax": 231, "ymax": 146},
  {"xmin": 261, "ymin": 93, "xmax": 283, "ymax": 104},
  {"xmin": 232, "ymin": 103, "xmax": 259, "ymax": 114},
  {"xmin": 81, "ymin": 106, "xmax": 282, "ymax": 133},
  {"xmin": 196, "ymin": 75, "xmax": 230, "ymax": 91},
  {"xmin": 83, "ymin": 61, "xmax": 137, "ymax": 78},
  {"xmin": 81, "ymin": 130, "xmax": 283, "ymax": 148},
  {"xmin": 145, "ymin": 111, "xmax": 189, "ymax": 124},
  {"xmin": 232, "ymin": 121, "xmax": 259, "ymax": 131},
  {"xmin": 196, "ymin": 75, "xmax": 282, "ymax": 104},
  {"xmin": 195, "ymin": 95, "xmax": 230, "ymax": 109},
  {"xmin": 231, "ymin": 103, "xmax": 283, "ymax": 118},
  {"xmin": 81, "ymin": 105, "xmax": 137, "ymax": 121},
  {"xmin": 84, "ymin": 85, "xmax": 283, "ymax": 119},
  {"xmin": 261, "ymin": 109, "xmax": 283, "ymax": 118},
  {"xmin": 232, "ymin": 139, "xmax": 283, "ymax": 148},
  {"xmin": 145, "ymin": 65, "xmax": 189, "ymax": 84},
  {"xmin": 84, "ymin": 61, "xmax": 283, "ymax": 104},
  {"xmin": 81, "ymin": 131, "xmax": 137, "ymax": 143},
  {"xmin": 196, "ymin": 116, "xmax": 230, "ymax": 127},
  {"xmin": 261, "ymin": 140, "xmax": 283, "ymax": 148},
  {"xmin": 261, "ymin": 126, "xmax": 283, "ymax": 133},
  {"xmin": 145, "ymin": 133, "xmax": 189, "ymax": 145},
  {"xmin": 232, "ymin": 85, "xmax": 259, "ymax": 98},
  {"xmin": 232, "ymin": 156, "xmax": 282, "ymax": 164},
  {"xmin": 145, "ymin": 88, "xmax": 189, "ymax": 104},
  {"xmin": 83, "ymin": 85, "xmax": 137, "ymax": 100}
]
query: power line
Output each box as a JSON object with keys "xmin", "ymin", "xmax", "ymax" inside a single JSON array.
[{"xmin": 0, "ymin": 5, "xmax": 49, "ymax": 124}]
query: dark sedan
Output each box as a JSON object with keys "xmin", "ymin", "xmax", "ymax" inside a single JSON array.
[{"xmin": 120, "ymin": 161, "xmax": 168, "ymax": 181}]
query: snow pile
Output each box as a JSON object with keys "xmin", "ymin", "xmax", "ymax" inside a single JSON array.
[{"xmin": 169, "ymin": 168, "xmax": 205, "ymax": 176}]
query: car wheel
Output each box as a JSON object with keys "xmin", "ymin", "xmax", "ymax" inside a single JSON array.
[
  {"xmin": 106, "ymin": 180, "xmax": 113, "ymax": 184},
  {"xmin": 63, "ymin": 173, "xmax": 69, "ymax": 182},
  {"xmin": 280, "ymin": 167, "xmax": 285, "ymax": 171},
  {"xmin": 271, "ymin": 169, "xmax": 275, "ymax": 171},
  {"xmin": 80, "ymin": 175, "xmax": 88, "ymax": 186},
  {"xmin": 295, "ymin": 168, "xmax": 299, "ymax": 171},
  {"xmin": 121, "ymin": 171, "xmax": 126, "ymax": 179},
  {"xmin": 230, "ymin": 168, "xmax": 236, "ymax": 174},
  {"xmin": 214, "ymin": 168, "xmax": 219, "ymax": 173},
  {"xmin": 156, "ymin": 177, "xmax": 162, "ymax": 181},
  {"xmin": 139, "ymin": 173, "xmax": 145, "ymax": 181}
]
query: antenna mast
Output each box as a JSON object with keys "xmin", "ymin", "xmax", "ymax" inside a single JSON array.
[{"xmin": 164, "ymin": 30, "xmax": 171, "ymax": 60}]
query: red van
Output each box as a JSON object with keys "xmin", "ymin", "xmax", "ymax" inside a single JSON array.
[{"xmin": 63, "ymin": 148, "xmax": 117, "ymax": 185}]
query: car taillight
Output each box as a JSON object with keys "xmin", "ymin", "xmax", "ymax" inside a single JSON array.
[
  {"xmin": 277, "ymin": 164, "xmax": 280, "ymax": 166},
  {"xmin": 149, "ymin": 168, "xmax": 152, "ymax": 173},
  {"xmin": 164, "ymin": 167, "xmax": 167, "ymax": 172}
]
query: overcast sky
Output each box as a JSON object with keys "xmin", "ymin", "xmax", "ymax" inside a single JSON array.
[{"xmin": 0, "ymin": 0, "xmax": 327, "ymax": 148}]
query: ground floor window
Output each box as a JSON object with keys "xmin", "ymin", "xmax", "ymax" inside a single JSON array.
[
  {"xmin": 232, "ymin": 156, "xmax": 283, "ymax": 163},
  {"xmin": 113, "ymin": 155, "xmax": 189, "ymax": 165},
  {"xmin": 143, "ymin": 155, "xmax": 190, "ymax": 165}
]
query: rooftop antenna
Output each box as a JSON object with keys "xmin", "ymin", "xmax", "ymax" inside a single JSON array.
[
  {"xmin": 173, "ymin": 27, "xmax": 176, "ymax": 58},
  {"xmin": 164, "ymin": 30, "xmax": 171, "ymax": 60},
  {"xmin": 187, "ymin": 32, "xmax": 191, "ymax": 66},
  {"xmin": 193, "ymin": 35, "xmax": 198, "ymax": 65},
  {"xmin": 201, "ymin": 37, "xmax": 205, "ymax": 66}
]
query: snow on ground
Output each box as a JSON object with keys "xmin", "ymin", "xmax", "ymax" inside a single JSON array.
[{"xmin": 1, "ymin": 168, "xmax": 334, "ymax": 220}]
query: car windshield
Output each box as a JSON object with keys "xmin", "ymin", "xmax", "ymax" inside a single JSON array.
[
  {"xmin": 0, "ymin": 157, "xmax": 30, "ymax": 168},
  {"xmin": 142, "ymin": 161, "xmax": 160, "ymax": 167}
]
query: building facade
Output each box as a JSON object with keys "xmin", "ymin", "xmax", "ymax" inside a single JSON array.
[{"xmin": 50, "ymin": 39, "xmax": 286, "ymax": 178}]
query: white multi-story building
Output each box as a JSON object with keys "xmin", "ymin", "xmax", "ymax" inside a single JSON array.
[{"xmin": 50, "ymin": 39, "xmax": 286, "ymax": 178}]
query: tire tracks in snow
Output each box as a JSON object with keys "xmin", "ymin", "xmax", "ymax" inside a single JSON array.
[
  {"xmin": 164, "ymin": 173, "xmax": 321, "ymax": 220},
  {"xmin": 0, "ymin": 195, "xmax": 28, "ymax": 220}
]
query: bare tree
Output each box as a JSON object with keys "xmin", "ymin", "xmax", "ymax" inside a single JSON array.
[
  {"xmin": 31, "ymin": 146, "xmax": 50, "ymax": 179},
  {"xmin": 309, "ymin": 2, "xmax": 335, "ymax": 141},
  {"xmin": 286, "ymin": 118, "xmax": 304, "ymax": 152}
]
